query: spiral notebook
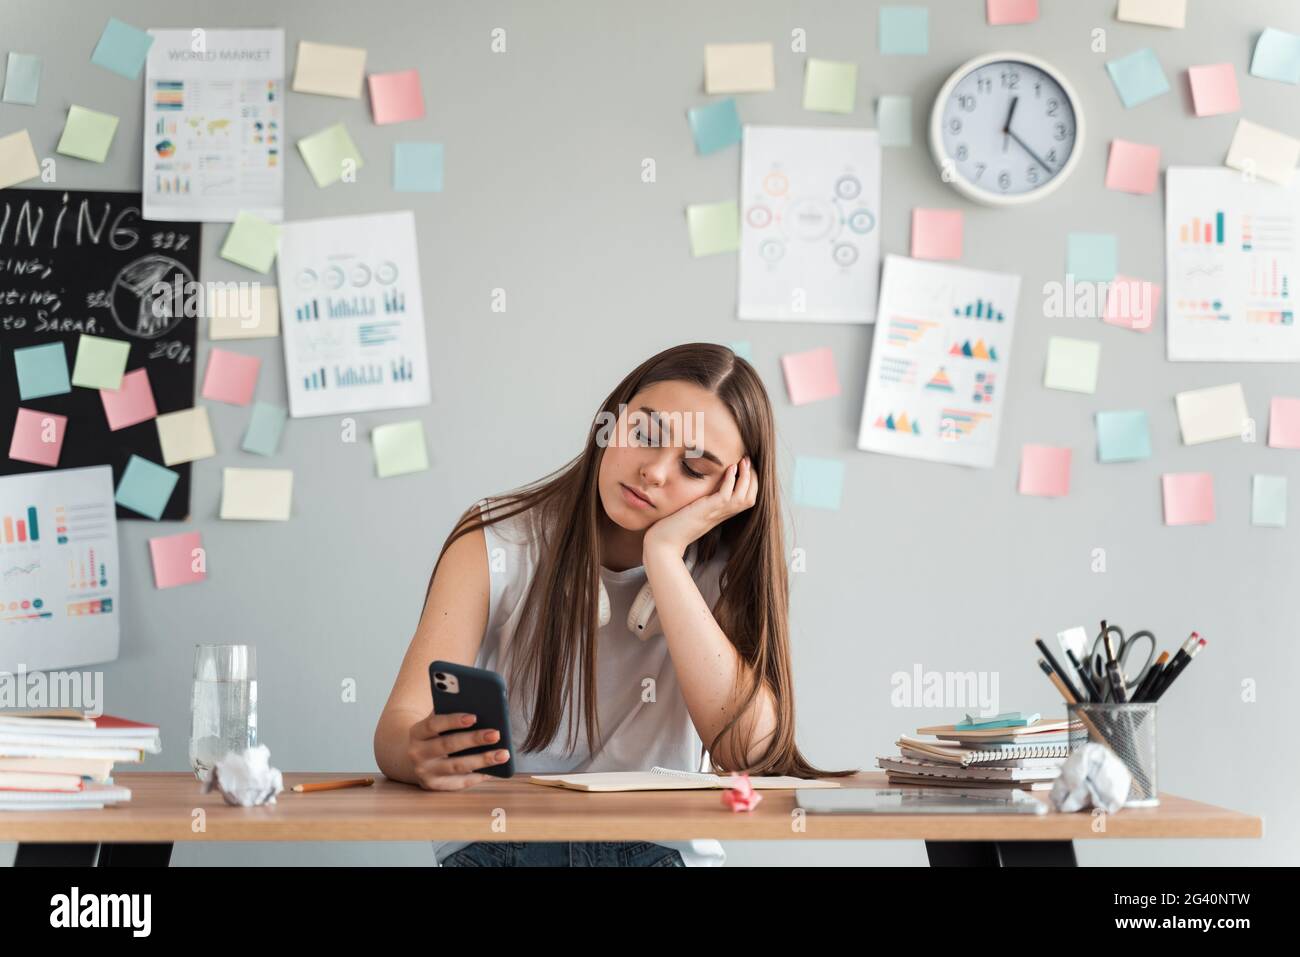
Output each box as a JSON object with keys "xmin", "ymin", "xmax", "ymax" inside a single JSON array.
[
  {"xmin": 897, "ymin": 735, "xmax": 1071, "ymax": 768},
  {"xmin": 527, "ymin": 767, "xmax": 842, "ymax": 792}
]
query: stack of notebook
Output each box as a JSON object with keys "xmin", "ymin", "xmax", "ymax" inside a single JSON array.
[
  {"xmin": 0, "ymin": 709, "xmax": 161, "ymax": 810},
  {"xmin": 877, "ymin": 713, "xmax": 1077, "ymax": 791}
]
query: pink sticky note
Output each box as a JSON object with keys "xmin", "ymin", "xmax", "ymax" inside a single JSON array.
[
  {"xmin": 1104, "ymin": 275, "xmax": 1162, "ymax": 332},
  {"xmin": 368, "ymin": 69, "xmax": 425, "ymax": 125},
  {"xmin": 100, "ymin": 367, "xmax": 158, "ymax": 431},
  {"xmin": 1105, "ymin": 140, "xmax": 1161, "ymax": 194},
  {"xmin": 9, "ymin": 407, "xmax": 67, "ymax": 467},
  {"xmin": 201, "ymin": 348, "xmax": 260, "ymax": 406},
  {"xmin": 1018, "ymin": 444, "xmax": 1071, "ymax": 497},
  {"xmin": 780, "ymin": 347, "xmax": 840, "ymax": 406},
  {"xmin": 911, "ymin": 208, "xmax": 963, "ymax": 260},
  {"xmin": 1163, "ymin": 473, "xmax": 1215, "ymax": 525},
  {"xmin": 1188, "ymin": 63, "xmax": 1240, "ymax": 117},
  {"xmin": 987, "ymin": 0, "xmax": 1038, "ymax": 25},
  {"xmin": 1268, "ymin": 396, "xmax": 1300, "ymax": 449},
  {"xmin": 148, "ymin": 531, "xmax": 207, "ymax": 589}
]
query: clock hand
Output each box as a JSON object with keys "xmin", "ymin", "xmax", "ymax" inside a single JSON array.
[
  {"xmin": 1001, "ymin": 97, "xmax": 1019, "ymax": 154},
  {"xmin": 1007, "ymin": 127, "xmax": 1055, "ymax": 174}
]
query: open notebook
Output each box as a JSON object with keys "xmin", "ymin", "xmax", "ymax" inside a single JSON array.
[{"xmin": 527, "ymin": 767, "xmax": 842, "ymax": 792}]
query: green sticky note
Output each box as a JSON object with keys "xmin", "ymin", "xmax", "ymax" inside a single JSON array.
[
  {"xmin": 221, "ymin": 212, "xmax": 281, "ymax": 273},
  {"xmin": 57, "ymin": 105, "xmax": 119, "ymax": 162},
  {"xmin": 876, "ymin": 95, "xmax": 912, "ymax": 146},
  {"xmin": 1067, "ymin": 232, "xmax": 1118, "ymax": 281},
  {"xmin": 686, "ymin": 201, "xmax": 739, "ymax": 257},
  {"xmin": 804, "ymin": 58, "xmax": 857, "ymax": 113},
  {"xmin": 298, "ymin": 122, "xmax": 364, "ymax": 187},
  {"xmin": 242, "ymin": 401, "xmax": 288, "ymax": 457},
  {"xmin": 793, "ymin": 456, "xmax": 844, "ymax": 510},
  {"xmin": 1096, "ymin": 410, "xmax": 1151, "ymax": 463},
  {"xmin": 880, "ymin": 6, "xmax": 928, "ymax": 55},
  {"xmin": 115, "ymin": 454, "xmax": 179, "ymax": 520},
  {"xmin": 1252, "ymin": 474, "xmax": 1287, "ymax": 527},
  {"xmin": 90, "ymin": 17, "xmax": 154, "ymax": 80},
  {"xmin": 373, "ymin": 420, "xmax": 429, "ymax": 478},
  {"xmin": 1250, "ymin": 27, "xmax": 1300, "ymax": 84},
  {"xmin": 71, "ymin": 334, "xmax": 130, "ymax": 390},
  {"xmin": 3, "ymin": 53, "xmax": 42, "ymax": 105},
  {"xmin": 14, "ymin": 342, "xmax": 71, "ymax": 399},
  {"xmin": 1044, "ymin": 337, "xmax": 1101, "ymax": 394},
  {"xmin": 393, "ymin": 142, "xmax": 443, "ymax": 192}
]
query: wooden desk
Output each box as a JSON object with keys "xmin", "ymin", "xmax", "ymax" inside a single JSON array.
[{"xmin": 2, "ymin": 771, "xmax": 1262, "ymax": 867}]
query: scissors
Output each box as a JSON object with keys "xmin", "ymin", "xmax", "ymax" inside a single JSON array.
[{"xmin": 1088, "ymin": 623, "xmax": 1157, "ymax": 697}]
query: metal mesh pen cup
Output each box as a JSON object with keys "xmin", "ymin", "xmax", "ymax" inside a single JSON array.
[{"xmin": 1067, "ymin": 703, "xmax": 1159, "ymax": 807}]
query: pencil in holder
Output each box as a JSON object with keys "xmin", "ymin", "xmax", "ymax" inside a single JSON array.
[{"xmin": 1067, "ymin": 702, "xmax": 1159, "ymax": 808}]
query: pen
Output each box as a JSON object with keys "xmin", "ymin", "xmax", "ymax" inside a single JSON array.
[
  {"xmin": 1066, "ymin": 648, "xmax": 1102, "ymax": 702},
  {"xmin": 1035, "ymin": 637, "xmax": 1082, "ymax": 704},
  {"xmin": 1147, "ymin": 632, "xmax": 1198, "ymax": 700},
  {"xmin": 1151, "ymin": 636, "xmax": 1206, "ymax": 702},
  {"xmin": 291, "ymin": 777, "xmax": 375, "ymax": 793},
  {"xmin": 1132, "ymin": 651, "xmax": 1169, "ymax": 703},
  {"xmin": 1037, "ymin": 658, "xmax": 1107, "ymax": 744}
]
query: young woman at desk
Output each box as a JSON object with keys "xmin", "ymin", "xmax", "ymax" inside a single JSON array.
[{"xmin": 374, "ymin": 343, "xmax": 850, "ymax": 867}]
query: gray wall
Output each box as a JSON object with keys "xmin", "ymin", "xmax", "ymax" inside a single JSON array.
[{"xmin": 3, "ymin": 0, "xmax": 1296, "ymax": 866}]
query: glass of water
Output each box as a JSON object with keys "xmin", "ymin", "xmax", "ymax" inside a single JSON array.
[{"xmin": 189, "ymin": 644, "xmax": 258, "ymax": 780}]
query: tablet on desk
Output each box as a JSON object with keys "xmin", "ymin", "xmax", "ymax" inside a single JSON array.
[{"xmin": 795, "ymin": 787, "xmax": 1049, "ymax": 815}]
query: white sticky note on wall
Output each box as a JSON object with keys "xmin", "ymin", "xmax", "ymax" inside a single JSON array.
[
  {"xmin": 1116, "ymin": 0, "xmax": 1186, "ymax": 28},
  {"xmin": 208, "ymin": 284, "xmax": 281, "ymax": 340},
  {"xmin": 220, "ymin": 468, "xmax": 293, "ymax": 520},
  {"xmin": 292, "ymin": 40, "xmax": 366, "ymax": 97},
  {"xmin": 1175, "ymin": 383, "xmax": 1250, "ymax": 445},
  {"xmin": 1225, "ymin": 119, "xmax": 1300, "ymax": 186},
  {"xmin": 704, "ymin": 43, "xmax": 775, "ymax": 93}
]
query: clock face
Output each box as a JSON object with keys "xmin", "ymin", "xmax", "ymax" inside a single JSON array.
[{"xmin": 938, "ymin": 58, "xmax": 1079, "ymax": 200}]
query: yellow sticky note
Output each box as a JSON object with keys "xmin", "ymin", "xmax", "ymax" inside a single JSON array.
[
  {"xmin": 373, "ymin": 420, "xmax": 429, "ymax": 478},
  {"xmin": 803, "ymin": 58, "xmax": 857, "ymax": 114},
  {"xmin": 207, "ymin": 284, "xmax": 281, "ymax": 340},
  {"xmin": 292, "ymin": 40, "xmax": 366, "ymax": 98},
  {"xmin": 704, "ymin": 43, "xmax": 775, "ymax": 93},
  {"xmin": 220, "ymin": 468, "xmax": 293, "ymax": 520},
  {"xmin": 220, "ymin": 212, "xmax": 280, "ymax": 273},
  {"xmin": 298, "ymin": 122, "xmax": 364, "ymax": 187},
  {"xmin": 71, "ymin": 334, "xmax": 130, "ymax": 389},
  {"xmin": 0, "ymin": 130, "xmax": 40, "ymax": 189},
  {"xmin": 156, "ymin": 406, "xmax": 216, "ymax": 465},
  {"xmin": 686, "ymin": 201, "xmax": 739, "ymax": 257},
  {"xmin": 57, "ymin": 105, "xmax": 119, "ymax": 162}
]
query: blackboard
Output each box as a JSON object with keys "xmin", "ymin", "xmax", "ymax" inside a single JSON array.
[{"xmin": 0, "ymin": 188, "xmax": 202, "ymax": 520}]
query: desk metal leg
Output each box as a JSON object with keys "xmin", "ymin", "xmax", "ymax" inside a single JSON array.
[
  {"xmin": 925, "ymin": 840, "xmax": 1076, "ymax": 867},
  {"xmin": 97, "ymin": 843, "xmax": 173, "ymax": 867},
  {"xmin": 14, "ymin": 843, "xmax": 101, "ymax": 866}
]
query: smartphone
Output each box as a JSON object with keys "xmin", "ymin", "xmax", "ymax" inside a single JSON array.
[{"xmin": 428, "ymin": 661, "xmax": 516, "ymax": 778}]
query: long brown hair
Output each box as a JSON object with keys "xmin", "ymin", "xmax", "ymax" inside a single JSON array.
[{"xmin": 427, "ymin": 343, "xmax": 856, "ymax": 779}]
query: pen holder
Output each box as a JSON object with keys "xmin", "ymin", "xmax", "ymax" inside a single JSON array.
[{"xmin": 1067, "ymin": 703, "xmax": 1159, "ymax": 808}]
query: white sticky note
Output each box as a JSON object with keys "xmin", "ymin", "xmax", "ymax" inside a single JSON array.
[
  {"xmin": 220, "ymin": 468, "xmax": 293, "ymax": 521},
  {"xmin": 1175, "ymin": 383, "xmax": 1250, "ymax": 445},
  {"xmin": 155, "ymin": 406, "xmax": 216, "ymax": 465},
  {"xmin": 0, "ymin": 129, "xmax": 40, "ymax": 189},
  {"xmin": 207, "ymin": 284, "xmax": 281, "ymax": 340},
  {"xmin": 1116, "ymin": 0, "xmax": 1186, "ymax": 28},
  {"xmin": 703, "ymin": 43, "xmax": 775, "ymax": 93},
  {"xmin": 1225, "ymin": 119, "xmax": 1300, "ymax": 186},
  {"xmin": 292, "ymin": 40, "xmax": 366, "ymax": 98}
]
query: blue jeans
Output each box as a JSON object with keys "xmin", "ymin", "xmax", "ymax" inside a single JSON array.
[{"xmin": 440, "ymin": 841, "xmax": 685, "ymax": 867}]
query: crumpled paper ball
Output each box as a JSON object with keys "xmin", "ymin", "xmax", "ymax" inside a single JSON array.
[
  {"xmin": 721, "ymin": 773, "xmax": 762, "ymax": 812},
  {"xmin": 1050, "ymin": 742, "xmax": 1132, "ymax": 814},
  {"xmin": 199, "ymin": 745, "xmax": 284, "ymax": 807}
]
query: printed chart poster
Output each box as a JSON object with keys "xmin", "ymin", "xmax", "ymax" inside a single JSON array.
[
  {"xmin": 278, "ymin": 212, "xmax": 432, "ymax": 418},
  {"xmin": 143, "ymin": 28, "xmax": 285, "ymax": 223},
  {"xmin": 857, "ymin": 255, "xmax": 1020, "ymax": 469},
  {"xmin": 738, "ymin": 126, "xmax": 881, "ymax": 323},
  {"xmin": 1166, "ymin": 167, "xmax": 1300, "ymax": 361},
  {"xmin": 0, "ymin": 188, "xmax": 201, "ymax": 520},
  {"xmin": 0, "ymin": 466, "xmax": 120, "ymax": 672}
]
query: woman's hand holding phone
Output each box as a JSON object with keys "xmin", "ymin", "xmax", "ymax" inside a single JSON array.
[{"xmin": 406, "ymin": 709, "xmax": 511, "ymax": 790}]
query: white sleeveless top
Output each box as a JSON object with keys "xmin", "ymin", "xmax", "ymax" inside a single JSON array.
[{"xmin": 432, "ymin": 500, "xmax": 727, "ymax": 867}]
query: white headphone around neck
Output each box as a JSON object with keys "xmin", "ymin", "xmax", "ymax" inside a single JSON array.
[{"xmin": 597, "ymin": 544, "xmax": 699, "ymax": 639}]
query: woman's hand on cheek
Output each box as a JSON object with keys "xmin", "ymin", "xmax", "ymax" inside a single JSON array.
[{"xmin": 642, "ymin": 456, "xmax": 757, "ymax": 559}]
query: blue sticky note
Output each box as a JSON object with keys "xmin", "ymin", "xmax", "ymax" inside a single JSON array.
[
  {"xmin": 688, "ymin": 98, "xmax": 742, "ymax": 155},
  {"xmin": 393, "ymin": 142, "xmax": 443, "ymax": 192},
  {"xmin": 1105, "ymin": 48, "xmax": 1169, "ymax": 108},
  {"xmin": 1096, "ymin": 410, "xmax": 1152, "ymax": 463},
  {"xmin": 14, "ymin": 342, "xmax": 71, "ymax": 400},
  {"xmin": 90, "ymin": 18, "xmax": 154, "ymax": 80},
  {"xmin": 793, "ymin": 456, "xmax": 844, "ymax": 510},
  {"xmin": 1251, "ymin": 28, "xmax": 1300, "ymax": 84},
  {"xmin": 729, "ymin": 340, "xmax": 753, "ymax": 362},
  {"xmin": 876, "ymin": 95, "xmax": 912, "ymax": 146},
  {"xmin": 115, "ymin": 454, "xmax": 179, "ymax": 520},
  {"xmin": 242, "ymin": 401, "xmax": 288, "ymax": 456},
  {"xmin": 1067, "ymin": 232, "xmax": 1118, "ymax": 282},
  {"xmin": 3, "ymin": 53, "xmax": 42, "ymax": 106},
  {"xmin": 1252, "ymin": 475, "xmax": 1287, "ymax": 527},
  {"xmin": 880, "ymin": 6, "xmax": 929, "ymax": 55}
]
